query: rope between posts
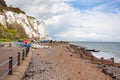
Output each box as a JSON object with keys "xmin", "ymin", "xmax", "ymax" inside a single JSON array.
[
  {"xmin": 0, "ymin": 59, "xmax": 10, "ymax": 68},
  {"xmin": 13, "ymin": 62, "xmax": 18, "ymax": 68},
  {"xmin": 13, "ymin": 54, "xmax": 18, "ymax": 58},
  {"xmin": 0, "ymin": 69, "xmax": 11, "ymax": 80}
]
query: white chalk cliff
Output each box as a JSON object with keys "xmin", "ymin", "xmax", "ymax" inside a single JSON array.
[{"xmin": 0, "ymin": 10, "xmax": 49, "ymax": 39}]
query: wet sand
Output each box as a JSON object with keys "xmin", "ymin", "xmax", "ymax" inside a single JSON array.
[{"xmin": 23, "ymin": 44, "xmax": 112, "ymax": 80}]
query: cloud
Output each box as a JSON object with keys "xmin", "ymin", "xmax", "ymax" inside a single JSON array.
[
  {"xmin": 5, "ymin": 0, "xmax": 120, "ymax": 42},
  {"xmin": 89, "ymin": 0, "xmax": 120, "ymax": 13},
  {"xmin": 6, "ymin": 0, "xmax": 72, "ymax": 20},
  {"xmin": 55, "ymin": 28, "xmax": 106, "ymax": 41},
  {"xmin": 45, "ymin": 4, "xmax": 120, "ymax": 41}
]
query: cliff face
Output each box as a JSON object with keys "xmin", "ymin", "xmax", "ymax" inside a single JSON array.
[
  {"xmin": 0, "ymin": 0, "xmax": 49, "ymax": 40},
  {"xmin": 0, "ymin": 11, "xmax": 48, "ymax": 38}
]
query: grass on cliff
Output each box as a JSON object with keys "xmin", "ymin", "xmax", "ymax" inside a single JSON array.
[
  {"xmin": 0, "ymin": 23, "xmax": 28, "ymax": 42},
  {"xmin": 0, "ymin": 6, "xmax": 25, "ymax": 14}
]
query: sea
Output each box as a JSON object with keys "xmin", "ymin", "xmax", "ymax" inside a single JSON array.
[{"xmin": 70, "ymin": 41, "xmax": 120, "ymax": 63}]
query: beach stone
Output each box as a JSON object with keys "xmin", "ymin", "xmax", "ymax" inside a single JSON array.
[{"xmin": 98, "ymin": 65, "xmax": 120, "ymax": 80}]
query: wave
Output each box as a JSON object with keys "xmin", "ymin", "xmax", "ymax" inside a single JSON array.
[{"xmin": 92, "ymin": 51, "xmax": 120, "ymax": 63}]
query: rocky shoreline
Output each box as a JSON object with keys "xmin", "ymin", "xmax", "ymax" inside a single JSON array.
[{"xmin": 69, "ymin": 44, "xmax": 120, "ymax": 80}]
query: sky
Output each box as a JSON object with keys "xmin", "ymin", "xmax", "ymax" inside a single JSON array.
[{"xmin": 6, "ymin": 0, "xmax": 120, "ymax": 42}]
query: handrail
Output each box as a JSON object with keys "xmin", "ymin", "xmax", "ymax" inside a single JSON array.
[{"xmin": 0, "ymin": 47, "xmax": 30, "ymax": 79}]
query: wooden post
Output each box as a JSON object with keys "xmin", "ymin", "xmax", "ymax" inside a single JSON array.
[
  {"xmin": 26, "ymin": 47, "xmax": 29, "ymax": 56},
  {"xmin": 91, "ymin": 55, "xmax": 94, "ymax": 61},
  {"xmin": 26, "ymin": 48, "xmax": 28, "ymax": 56},
  {"xmin": 9, "ymin": 57, "xmax": 13, "ymax": 75},
  {"xmin": 111, "ymin": 58, "xmax": 114, "ymax": 66},
  {"xmin": 18, "ymin": 52, "xmax": 20, "ymax": 65},
  {"xmin": 22, "ymin": 50, "xmax": 25, "ymax": 60},
  {"xmin": 25, "ymin": 49, "xmax": 27, "ymax": 57},
  {"xmin": 101, "ymin": 57, "xmax": 104, "ymax": 64},
  {"xmin": 28, "ymin": 47, "xmax": 30, "ymax": 54}
]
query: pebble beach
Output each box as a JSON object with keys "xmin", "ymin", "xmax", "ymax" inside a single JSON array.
[{"xmin": 23, "ymin": 43, "xmax": 112, "ymax": 80}]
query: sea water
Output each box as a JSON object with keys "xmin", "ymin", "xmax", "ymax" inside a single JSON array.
[{"xmin": 70, "ymin": 41, "xmax": 120, "ymax": 62}]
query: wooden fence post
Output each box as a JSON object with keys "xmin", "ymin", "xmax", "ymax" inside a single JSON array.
[
  {"xmin": 91, "ymin": 55, "xmax": 94, "ymax": 61},
  {"xmin": 111, "ymin": 58, "xmax": 114, "ymax": 66},
  {"xmin": 22, "ymin": 50, "xmax": 25, "ymax": 60},
  {"xmin": 25, "ymin": 49, "xmax": 27, "ymax": 57},
  {"xmin": 9, "ymin": 57, "xmax": 13, "ymax": 75},
  {"xmin": 28, "ymin": 47, "xmax": 30, "ymax": 54},
  {"xmin": 26, "ymin": 47, "xmax": 29, "ymax": 56},
  {"xmin": 18, "ymin": 52, "xmax": 20, "ymax": 65},
  {"xmin": 101, "ymin": 57, "xmax": 104, "ymax": 64}
]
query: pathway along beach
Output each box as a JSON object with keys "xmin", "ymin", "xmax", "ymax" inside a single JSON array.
[{"xmin": 23, "ymin": 43, "xmax": 112, "ymax": 80}]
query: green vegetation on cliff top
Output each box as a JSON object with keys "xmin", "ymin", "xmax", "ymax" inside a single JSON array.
[
  {"xmin": 0, "ymin": 23, "xmax": 28, "ymax": 42},
  {"xmin": 0, "ymin": 6, "xmax": 25, "ymax": 14}
]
